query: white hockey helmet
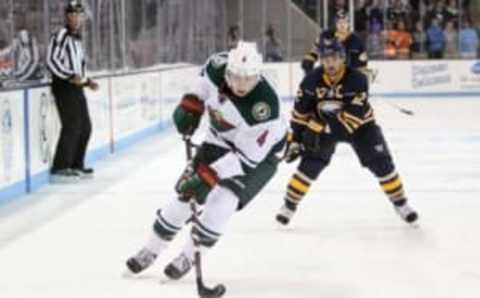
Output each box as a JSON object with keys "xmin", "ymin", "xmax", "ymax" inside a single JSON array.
[{"xmin": 226, "ymin": 41, "xmax": 263, "ymax": 97}]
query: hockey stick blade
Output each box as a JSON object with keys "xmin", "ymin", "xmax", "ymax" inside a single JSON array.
[
  {"xmin": 199, "ymin": 283, "xmax": 227, "ymax": 298},
  {"xmin": 400, "ymin": 108, "xmax": 414, "ymax": 116}
]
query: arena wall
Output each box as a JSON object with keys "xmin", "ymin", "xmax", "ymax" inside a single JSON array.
[{"xmin": 1, "ymin": 60, "xmax": 479, "ymax": 204}]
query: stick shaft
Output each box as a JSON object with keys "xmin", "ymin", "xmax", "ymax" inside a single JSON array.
[{"xmin": 183, "ymin": 136, "xmax": 207, "ymax": 291}]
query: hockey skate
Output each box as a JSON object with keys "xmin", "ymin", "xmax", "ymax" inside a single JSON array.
[
  {"xmin": 394, "ymin": 202, "xmax": 419, "ymax": 226},
  {"xmin": 164, "ymin": 253, "xmax": 192, "ymax": 280},
  {"xmin": 275, "ymin": 202, "xmax": 297, "ymax": 226},
  {"xmin": 50, "ymin": 169, "xmax": 81, "ymax": 184},
  {"xmin": 125, "ymin": 248, "xmax": 158, "ymax": 274}
]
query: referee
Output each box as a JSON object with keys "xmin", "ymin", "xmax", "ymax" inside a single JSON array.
[{"xmin": 46, "ymin": 1, "xmax": 99, "ymax": 183}]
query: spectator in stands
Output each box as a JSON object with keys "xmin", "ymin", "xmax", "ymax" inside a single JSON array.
[
  {"xmin": 444, "ymin": 21, "xmax": 459, "ymax": 58},
  {"xmin": 366, "ymin": 21, "xmax": 384, "ymax": 59},
  {"xmin": 11, "ymin": 27, "xmax": 40, "ymax": 83},
  {"xmin": 384, "ymin": 21, "xmax": 397, "ymax": 59},
  {"xmin": 426, "ymin": 18, "xmax": 446, "ymax": 58},
  {"xmin": 387, "ymin": 0, "xmax": 410, "ymax": 22},
  {"xmin": 410, "ymin": 0, "xmax": 421, "ymax": 11},
  {"xmin": 407, "ymin": 0, "xmax": 422, "ymax": 26},
  {"xmin": 444, "ymin": 0, "xmax": 459, "ymax": 25},
  {"xmin": 227, "ymin": 25, "xmax": 240, "ymax": 50},
  {"xmin": 328, "ymin": 0, "xmax": 348, "ymax": 27},
  {"xmin": 459, "ymin": 19, "xmax": 479, "ymax": 58},
  {"xmin": 477, "ymin": 23, "xmax": 480, "ymax": 58},
  {"xmin": 0, "ymin": 38, "xmax": 14, "ymax": 88},
  {"xmin": 264, "ymin": 24, "xmax": 283, "ymax": 62},
  {"xmin": 384, "ymin": 20, "xmax": 413, "ymax": 59},
  {"xmin": 411, "ymin": 20, "xmax": 426, "ymax": 58},
  {"xmin": 354, "ymin": 0, "xmax": 369, "ymax": 42},
  {"xmin": 367, "ymin": 0, "xmax": 385, "ymax": 31},
  {"xmin": 395, "ymin": 20, "xmax": 414, "ymax": 59},
  {"xmin": 426, "ymin": 0, "xmax": 447, "ymax": 27}
]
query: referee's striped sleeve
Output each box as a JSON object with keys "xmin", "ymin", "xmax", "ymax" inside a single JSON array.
[{"xmin": 46, "ymin": 29, "xmax": 74, "ymax": 80}]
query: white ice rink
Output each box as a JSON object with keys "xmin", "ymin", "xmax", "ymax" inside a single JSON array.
[{"xmin": 0, "ymin": 97, "xmax": 479, "ymax": 298}]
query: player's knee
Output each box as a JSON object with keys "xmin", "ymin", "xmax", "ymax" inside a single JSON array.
[
  {"xmin": 366, "ymin": 157, "xmax": 395, "ymax": 178},
  {"xmin": 298, "ymin": 157, "xmax": 328, "ymax": 180},
  {"xmin": 190, "ymin": 187, "xmax": 238, "ymax": 247},
  {"xmin": 153, "ymin": 209, "xmax": 182, "ymax": 241},
  {"xmin": 192, "ymin": 225, "xmax": 220, "ymax": 248}
]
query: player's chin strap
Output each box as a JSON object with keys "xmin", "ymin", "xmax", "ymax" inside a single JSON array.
[{"xmin": 182, "ymin": 135, "xmax": 227, "ymax": 298}]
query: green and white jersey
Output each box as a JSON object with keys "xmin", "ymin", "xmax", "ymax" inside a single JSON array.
[{"xmin": 190, "ymin": 52, "xmax": 287, "ymax": 179}]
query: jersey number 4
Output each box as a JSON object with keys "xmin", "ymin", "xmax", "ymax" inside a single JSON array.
[{"xmin": 257, "ymin": 130, "xmax": 269, "ymax": 147}]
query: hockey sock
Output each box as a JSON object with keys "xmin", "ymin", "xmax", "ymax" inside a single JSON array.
[
  {"xmin": 182, "ymin": 186, "xmax": 239, "ymax": 260},
  {"xmin": 153, "ymin": 198, "xmax": 192, "ymax": 242},
  {"xmin": 285, "ymin": 170, "xmax": 313, "ymax": 208},
  {"xmin": 378, "ymin": 170, "xmax": 407, "ymax": 205}
]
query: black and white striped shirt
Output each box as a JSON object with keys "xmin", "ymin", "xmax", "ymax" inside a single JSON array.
[
  {"xmin": 12, "ymin": 31, "xmax": 39, "ymax": 81},
  {"xmin": 46, "ymin": 27, "xmax": 86, "ymax": 81}
]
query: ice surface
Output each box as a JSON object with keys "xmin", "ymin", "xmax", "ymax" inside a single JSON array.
[{"xmin": 0, "ymin": 98, "xmax": 479, "ymax": 298}]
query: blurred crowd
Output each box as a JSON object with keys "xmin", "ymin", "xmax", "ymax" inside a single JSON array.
[
  {"xmin": 0, "ymin": 18, "xmax": 44, "ymax": 88},
  {"xmin": 356, "ymin": 0, "xmax": 478, "ymax": 59},
  {"xmin": 0, "ymin": 0, "xmax": 226, "ymax": 89},
  {"xmin": 0, "ymin": 0, "xmax": 479, "ymax": 89},
  {"xmin": 296, "ymin": 0, "xmax": 479, "ymax": 59}
]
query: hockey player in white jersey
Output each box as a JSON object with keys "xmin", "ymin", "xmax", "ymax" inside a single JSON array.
[{"xmin": 126, "ymin": 42, "xmax": 287, "ymax": 279}]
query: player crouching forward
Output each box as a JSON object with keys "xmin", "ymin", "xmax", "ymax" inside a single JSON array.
[
  {"xmin": 276, "ymin": 41, "xmax": 418, "ymax": 226},
  {"xmin": 126, "ymin": 42, "xmax": 287, "ymax": 279}
]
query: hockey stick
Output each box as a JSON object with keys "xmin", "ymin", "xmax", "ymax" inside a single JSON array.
[
  {"xmin": 378, "ymin": 100, "xmax": 415, "ymax": 116},
  {"xmin": 183, "ymin": 136, "xmax": 227, "ymax": 298},
  {"xmin": 361, "ymin": 68, "xmax": 414, "ymax": 116}
]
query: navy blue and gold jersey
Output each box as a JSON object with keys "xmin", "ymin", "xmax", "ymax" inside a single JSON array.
[
  {"xmin": 291, "ymin": 66, "xmax": 374, "ymax": 140},
  {"xmin": 303, "ymin": 29, "xmax": 368, "ymax": 70}
]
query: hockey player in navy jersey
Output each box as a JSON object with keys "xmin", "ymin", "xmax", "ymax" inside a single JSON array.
[
  {"xmin": 276, "ymin": 40, "xmax": 418, "ymax": 226},
  {"xmin": 302, "ymin": 10, "xmax": 368, "ymax": 74}
]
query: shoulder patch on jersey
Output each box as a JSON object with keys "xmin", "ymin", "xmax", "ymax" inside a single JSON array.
[{"xmin": 252, "ymin": 102, "xmax": 272, "ymax": 122}]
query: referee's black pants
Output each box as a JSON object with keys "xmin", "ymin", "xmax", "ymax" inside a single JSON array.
[{"xmin": 51, "ymin": 79, "xmax": 92, "ymax": 172}]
